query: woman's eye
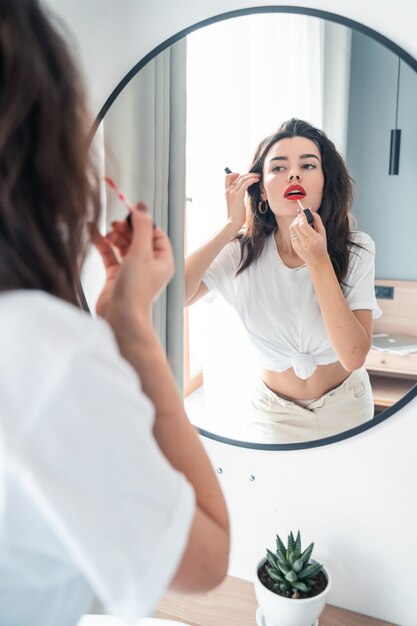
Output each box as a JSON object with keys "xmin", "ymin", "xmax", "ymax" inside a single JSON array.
[
  {"xmin": 272, "ymin": 166, "xmax": 284, "ymax": 172},
  {"xmin": 303, "ymin": 163, "xmax": 316, "ymax": 170}
]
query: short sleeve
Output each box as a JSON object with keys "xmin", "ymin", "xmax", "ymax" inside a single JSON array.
[
  {"xmin": 13, "ymin": 325, "xmax": 195, "ymax": 623},
  {"xmin": 344, "ymin": 232, "xmax": 382, "ymax": 319},
  {"xmin": 202, "ymin": 240, "xmax": 241, "ymax": 306}
]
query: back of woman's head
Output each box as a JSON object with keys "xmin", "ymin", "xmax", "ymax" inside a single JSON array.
[
  {"xmin": 239, "ymin": 118, "xmax": 355, "ymax": 284},
  {"xmin": 0, "ymin": 0, "xmax": 99, "ymax": 303}
]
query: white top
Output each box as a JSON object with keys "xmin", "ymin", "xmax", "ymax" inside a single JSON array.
[
  {"xmin": 203, "ymin": 231, "xmax": 381, "ymax": 379},
  {"xmin": 0, "ymin": 291, "xmax": 195, "ymax": 626}
]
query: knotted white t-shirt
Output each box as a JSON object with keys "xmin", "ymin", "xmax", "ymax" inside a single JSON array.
[{"xmin": 203, "ymin": 231, "xmax": 381, "ymax": 379}]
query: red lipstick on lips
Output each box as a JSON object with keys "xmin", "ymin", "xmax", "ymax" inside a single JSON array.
[{"xmin": 284, "ymin": 184, "xmax": 306, "ymax": 200}]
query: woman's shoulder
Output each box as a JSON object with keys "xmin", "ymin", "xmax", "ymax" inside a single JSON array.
[
  {"xmin": 0, "ymin": 291, "xmax": 129, "ymax": 437},
  {"xmin": 349, "ymin": 230, "xmax": 374, "ymax": 244},
  {"xmin": 0, "ymin": 290, "xmax": 115, "ymax": 354},
  {"xmin": 214, "ymin": 238, "xmax": 243, "ymax": 268},
  {"xmin": 227, "ymin": 238, "xmax": 244, "ymax": 254},
  {"xmin": 349, "ymin": 230, "xmax": 375, "ymax": 253}
]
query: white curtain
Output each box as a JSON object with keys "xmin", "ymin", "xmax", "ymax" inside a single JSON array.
[
  {"xmin": 82, "ymin": 39, "xmax": 187, "ymax": 390},
  {"xmin": 322, "ymin": 20, "xmax": 352, "ymax": 157}
]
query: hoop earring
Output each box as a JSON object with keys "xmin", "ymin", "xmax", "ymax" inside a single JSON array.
[{"xmin": 258, "ymin": 200, "xmax": 268, "ymax": 214}]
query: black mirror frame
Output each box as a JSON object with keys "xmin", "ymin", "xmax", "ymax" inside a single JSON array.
[{"xmin": 92, "ymin": 5, "xmax": 417, "ymax": 451}]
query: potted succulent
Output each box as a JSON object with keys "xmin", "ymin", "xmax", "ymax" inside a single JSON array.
[{"xmin": 254, "ymin": 531, "xmax": 332, "ymax": 626}]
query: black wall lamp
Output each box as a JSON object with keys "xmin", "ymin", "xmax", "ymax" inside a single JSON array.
[{"xmin": 389, "ymin": 57, "xmax": 401, "ymax": 175}]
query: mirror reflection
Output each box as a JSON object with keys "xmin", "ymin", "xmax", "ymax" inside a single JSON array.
[
  {"xmin": 185, "ymin": 118, "xmax": 381, "ymax": 444},
  {"xmin": 86, "ymin": 12, "xmax": 417, "ymax": 446}
]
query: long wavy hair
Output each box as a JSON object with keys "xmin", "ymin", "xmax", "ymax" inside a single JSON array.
[
  {"xmin": 237, "ymin": 118, "xmax": 357, "ymax": 285},
  {"xmin": 0, "ymin": 0, "xmax": 100, "ymax": 305}
]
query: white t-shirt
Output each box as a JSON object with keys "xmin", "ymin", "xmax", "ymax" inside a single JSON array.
[
  {"xmin": 203, "ymin": 231, "xmax": 381, "ymax": 379},
  {"xmin": 0, "ymin": 290, "xmax": 195, "ymax": 626}
]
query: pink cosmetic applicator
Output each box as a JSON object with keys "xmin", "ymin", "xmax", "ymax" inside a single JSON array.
[
  {"xmin": 104, "ymin": 176, "xmax": 134, "ymax": 227},
  {"xmin": 103, "ymin": 176, "xmax": 157, "ymax": 229},
  {"xmin": 103, "ymin": 176, "xmax": 133, "ymax": 211},
  {"xmin": 297, "ymin": 199, "xmax": 305, "ymax": 213}
]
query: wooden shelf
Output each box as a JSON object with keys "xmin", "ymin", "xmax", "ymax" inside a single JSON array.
[
  {"xmin": 366, "ymin": 279, "xmax": 417, "ymax": 409},
  {"xmin": 366, "ymin": 349, "xmax": 417, "ymax": 378},
  {"xmin": 369, "ymin": 373, "xmax": 416, "ymax": 408},
  {"xmin": 155, "ymin": 575, "xmax": 398, "ymax": 626}
]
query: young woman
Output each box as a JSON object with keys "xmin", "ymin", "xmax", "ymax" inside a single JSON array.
[
  {"xmin": 0, "ymin": 1, "xmax": 229, "ymax": 625},
  {"xmin": 184, "ymin": 119, "xmax": 381, "ymax": 443}
]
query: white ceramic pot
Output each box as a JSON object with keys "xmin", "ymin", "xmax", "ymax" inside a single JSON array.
[{"xmin": 254, "ymin": 558, "xmax": 332, "ymax": 626}]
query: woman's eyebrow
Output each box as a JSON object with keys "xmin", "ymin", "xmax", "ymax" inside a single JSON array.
[
  {"xmin": 268, "ymin": 154, "xmax": 320, "ymax": 162},
  {"xmin": 300, "ymin": 153, "xmax": 320, "ymax": 160}
]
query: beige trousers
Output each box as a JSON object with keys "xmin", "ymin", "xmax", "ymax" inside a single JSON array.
[{"xmin": 247, "ymin": 367, "xmax": 374, "ymax": 444}]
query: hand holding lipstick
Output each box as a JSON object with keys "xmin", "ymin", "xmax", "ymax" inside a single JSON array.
[
  {"xmin": 104, "ymin": 215, "xmax": 133, "ymax": 257},
  {"xmin": 90, "ymin": 203, "xmax": 174, "ymax": 324},
  {"xmin": 289, "ymin": 209, "xmax": 329, "ymax": 268}
]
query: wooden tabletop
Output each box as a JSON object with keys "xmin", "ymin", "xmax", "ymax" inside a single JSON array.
[{"xmin": 155, "ymin": 575, "xmax": 397, "ymax": 626}]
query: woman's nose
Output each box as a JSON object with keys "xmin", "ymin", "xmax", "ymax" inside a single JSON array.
[{"xmin": 288, "ymin": 170, "xmax": 301, "ymax": 181}]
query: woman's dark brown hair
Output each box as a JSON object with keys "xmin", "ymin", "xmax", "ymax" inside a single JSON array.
[
  {"xmin": 0, "ymin": 0, "xmax": 100, "ymax": 304},
  {"xmin": 237, "ymin": 118, "xmax": 357, "ymax": 285}
]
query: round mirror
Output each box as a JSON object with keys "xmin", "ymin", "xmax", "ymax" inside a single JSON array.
[{"xmin": 83, "ymin": 8, "xmax": 417, "ymax": 450}]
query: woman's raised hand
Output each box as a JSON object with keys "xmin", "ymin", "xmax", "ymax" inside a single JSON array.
[
  {"xmin": 225, "ymin": 172, "xmax": 261, "ymax": 230},
  {"xmin": 90, "ymin": 202, "xmax": 174, "ymax": 329}
]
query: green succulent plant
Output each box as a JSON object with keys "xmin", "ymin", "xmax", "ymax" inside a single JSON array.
[{"xmin": 265, "ymin": 531, "xmax": 323, "ymax": 599}]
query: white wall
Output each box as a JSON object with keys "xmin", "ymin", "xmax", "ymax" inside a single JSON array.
[
  {"xmin": 48, "ymin": 0, "xmax": 417, "ymax": 117},
  {"xmin": 47, "ymin": 1, "xmax": 417, "ymax": 623},
  {"xmin": 203, "ymin": 403, "xmax": 417, "ymax": 625}
]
